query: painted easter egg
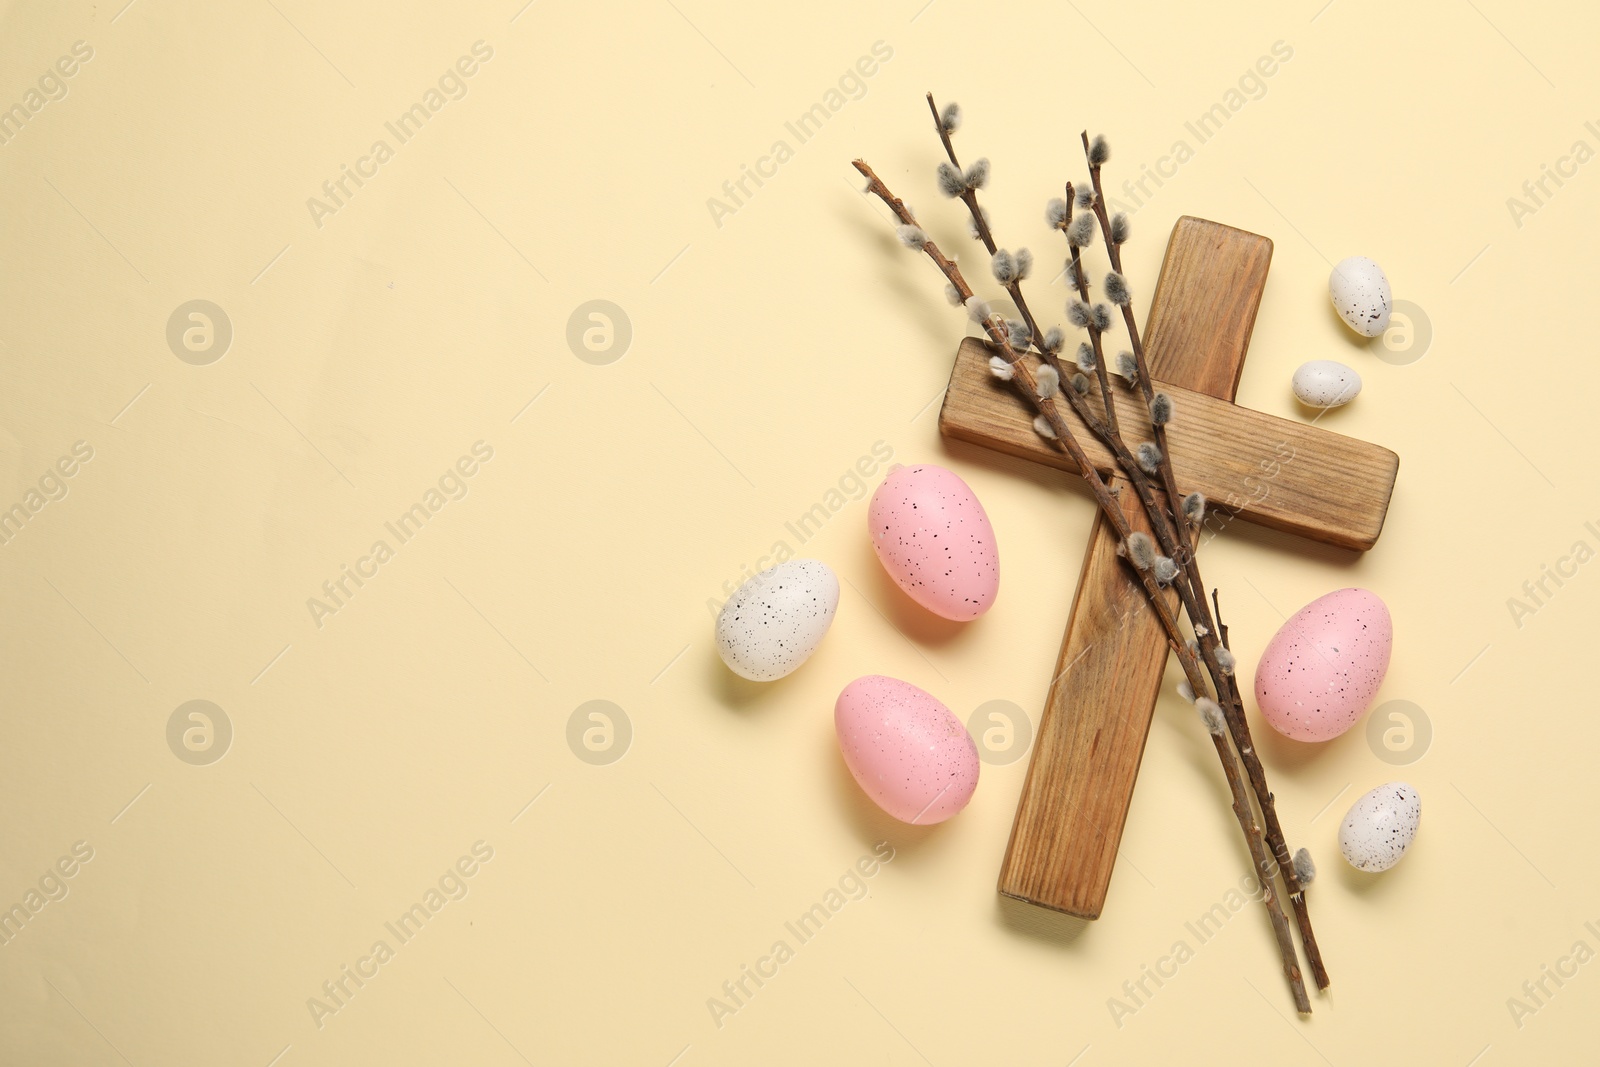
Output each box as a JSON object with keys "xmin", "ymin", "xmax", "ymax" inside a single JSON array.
[
  {"xmin": 1254, "ymin": 588, "xmax": 1392, "ymax": 741},
  {"xmin": 1339, "ymin": 781, "xmax": 1421, "ymax": 872},
  {"xmin": 835, "ymin": 675, "xmax": 979, "ymax": 824},
  {"xmin": 1329, "ymin": 256, "xmax": 1392, "ymax": 337},
  {"xmin": 868, "ymin": 464, "xmax": 998, "ymax": 621},
  {"xmin": 715, "ymin": 559, "xmax": 839, "ymax": 681},
  {"xmin": 1292, "ymin": 360, "xmax": 1362, "ymax": 409}
]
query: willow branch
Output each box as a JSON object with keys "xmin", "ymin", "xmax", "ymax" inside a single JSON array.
[
  {"xmin": 853, "ymin": 157, "xmax": 1310, "ymax": 1013},
  {"xmin": 925, "ymin": 93, "xmax": 1069, "ymax": 390},
  {"xmin": 1081, "ymin": 133, "xmax": 1329, "ymax": 991}
]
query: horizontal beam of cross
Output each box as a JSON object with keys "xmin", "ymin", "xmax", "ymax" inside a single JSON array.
[{"xmin": 939, "ymin": 337, "xmax": 1398, "ymax": 551}]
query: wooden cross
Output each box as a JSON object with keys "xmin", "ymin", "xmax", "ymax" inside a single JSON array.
[{"xmin": 938, "ymin": 217, "xmax": 1400, "ymax": 920}]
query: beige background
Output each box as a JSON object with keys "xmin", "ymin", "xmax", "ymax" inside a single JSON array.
[{"xmin": 1, "ymin": 0, "xmax": 1595, "ymax": 1063}]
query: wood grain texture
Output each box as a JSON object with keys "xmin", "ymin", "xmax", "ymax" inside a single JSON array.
[
  {"xmin": 991, "ymin": 220, "xmax": 1271, "ymax": 919},
  {"xmin": 997, "ymin": 477, "xmax": 1179, "ymax": 918},
  {"xmin": 1142, "ymin": 217, "xmax": 1275, "ymax": 394},
  {"xmin": 981, "ymin": 218, "xmax": 1395, "ymax": 919},
  {"xmin": 939, "ymin": 337, "xmax": 1399, "ymax": 551}
]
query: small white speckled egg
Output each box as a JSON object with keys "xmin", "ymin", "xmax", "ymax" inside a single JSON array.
[
  {"xmin": 715, "ymin": 559, "xmax": 839, "ymax": 681},
  {"xmin": 1339, "ymin": 781, "xmax": 1421, "ymax": 872},
  {"xmin": 1292, "ymin": 360, "xmax": 1362, "ymax": 409},
  {"xmin": 1329, "ymin": 256, "xmax": 1392, "ymax": 337}
]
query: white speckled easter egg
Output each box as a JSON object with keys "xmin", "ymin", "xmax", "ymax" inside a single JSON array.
[
  {"xmin": 715, "ymin": 559, "xmax": 839, "ymax": 681},
  {"xmin": 1339, "ymin": 781, "xmax": 1421, "ymax": 872},
  {"xmin": 1329, "ymin": 256, "xmax": 1392, "ymax": 337},
  {"xmin": 1291, "ymin": 360, "xmax": 1362, "ymax": 409},
  {"xmin": 1254, "ymin": 588, "xmax": 1392, "ymax": 741},
  {"xmin": 868, "ymin": 464, "xmax": 999, "ymax": 621},
  {"xmin": 835, "ymin": 675, "xmax": 979, "ymax": 824}
]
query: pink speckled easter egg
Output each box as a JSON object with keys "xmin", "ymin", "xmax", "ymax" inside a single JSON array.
[
  {"xmin": 868, "ymin": 464, "xmax": 999, "ymax": 621},
  {"xmin": 835, "ymin": 675, "xmax": 979, "ymax": 824},
  {"xmin": 1254, "ymin": 588, "xmax": 1393, "ymax": 742}
]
